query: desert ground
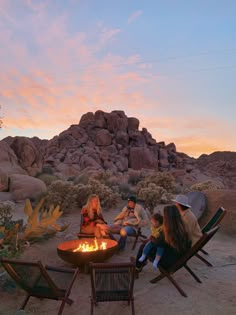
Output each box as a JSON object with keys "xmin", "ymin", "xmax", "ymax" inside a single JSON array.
[{"xmin": 0, "ymin": 203, "xmax": 236, "ymax": 315}]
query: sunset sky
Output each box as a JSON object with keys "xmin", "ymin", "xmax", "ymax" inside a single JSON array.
[{"xmin": 0, "ymin": 0, "xmax": 235, "ymax": 158}]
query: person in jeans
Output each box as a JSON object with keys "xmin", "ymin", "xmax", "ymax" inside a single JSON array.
[
  {"xmin": 138, "ymin": 212, "xmax": 164, "ymax": 270},
  {"xmin": 107, "ymin": 196, "xmax": 149, "ymax": 250}
]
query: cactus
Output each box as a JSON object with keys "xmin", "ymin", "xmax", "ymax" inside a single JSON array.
[{"xmin": 23, "ymin": 198, "xmax": 69, "ymax": 239}]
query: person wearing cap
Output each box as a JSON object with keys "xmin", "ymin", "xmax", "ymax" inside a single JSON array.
[
  {"xmin": 172, "ymin": 194, "xmax": 202, "ymax": 245},
  {"xmin": 108, "ymin": 196, "xmax": 149, "ymax": 250}
]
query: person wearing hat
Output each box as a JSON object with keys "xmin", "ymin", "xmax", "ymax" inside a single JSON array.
[
  {"xmin": 172, "ymin": 194, "xmax": 202, "ymax": 245},
  {"xmin": 107, "ymin": 196, "xmax": 149, "ymax": 250}
]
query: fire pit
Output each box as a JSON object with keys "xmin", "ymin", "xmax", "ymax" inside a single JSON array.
[{"xmin": 57, "ymin": 238, "xmax": 118, "ymax": 266}]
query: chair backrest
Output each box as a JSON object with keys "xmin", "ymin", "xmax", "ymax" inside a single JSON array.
[
  {"xmin": 169, "ymin": 226, "xmax": 220, "ymax": 272},
  {"xmin": 90, "ymin": 262, "xmax": 135, "ymax": 302},
  {"xmin": 201, "ymin": 207, "xmax": 226, "ymax": 233},
  {"xmin": 0, "ymin": 259, "xmax": 60, "ymax": 298}
]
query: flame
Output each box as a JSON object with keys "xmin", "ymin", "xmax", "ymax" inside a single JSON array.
[{"xmin": 73, "ymin": 238, "xmax": 107, "ymax": 252}]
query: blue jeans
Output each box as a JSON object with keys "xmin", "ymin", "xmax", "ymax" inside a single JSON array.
[
  {"xmin": 143, "ymin": 241, "xmax": 164, "ymax": 258},
  {"xmin": 118, "ymin": 226, "xmax": 137, "ymax": 250}
]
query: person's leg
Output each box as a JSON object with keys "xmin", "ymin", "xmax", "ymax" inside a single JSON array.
[
  {"xmin": 118, "ymin": 226, "xmax": 136, "ymax": 250},
  {"xmin": 153, "ymin": 247, "xmax": 165, "ymax": 270},
  {"xmin": 138, "ymin": 241, "xmax": 153, "ymax": 262}
]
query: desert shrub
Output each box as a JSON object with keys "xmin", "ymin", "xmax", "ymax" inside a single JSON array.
[
  {"xmin": 190, "ymin": 180, "xmax": 224, "ymax": 191},
  {"xmin": 118, "ymin": 183, "xmax": 134, "ymax": 200},
  {"xmin": 73, "ymin": 174, "xmax": 90, "ymax": 185},
  {"xmin": 41, "ymin": 166, "xmax": 54, "ymax": 175},
  {"xmin": 44, "ymin": 180, "xmax": 78, "ymax": 214},
  {"xmin": 36, "ymin": 173, "xmax": 59, "ymax": 186},
  {"xmin": 136, "ymin": 172, "xmax": 176, "ymax": 195},
  {"xmin": 128, "ymin": 171, "xmax": 142, "ymax": 185},
  {"xmin": 44, "ymin": 178, "xmax": 120, "ymax": 214},
  {"xmin": 137, "ymin": 183, "xmax": 172, "ymax": 213},
  {"xmin": 93, "ymin": 170, "xmax": 113, "ymax": 186},
  {"xmin": 86, "ymin": 179, "xmax": 120, "ymax": 209},
  {"xmin": 0, "ymin": 201, "xmax": 15, "ymax": 225}
]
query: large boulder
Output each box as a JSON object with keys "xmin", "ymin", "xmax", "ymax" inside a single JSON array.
[
  {"xmin": 96, "ymin": 129, "xmax": 112, "ymax": 146},
  {"xmin": 9, "ymin": 174, "xmax": 47, "ymax": 201},
  {"xmin": 0, "ymin": 140, "xmax": 26, "ymax": 177},
  {"xmin": 200, "ymin": 189, "xmax": 236, "ymax": 235},
  {"xmin": 10, "ymin": 137, "xmax": 42, "ymax": 176},
  {"xmin": 186, "ymin": 191, "xmax": 208, "ymax": 220},
  {"xmin": 129, "ymin": 147, "xmax": 158, "ymax": 170}
]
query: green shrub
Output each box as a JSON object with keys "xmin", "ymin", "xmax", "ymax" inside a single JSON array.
[
  {"xmin": 136, "ymin": 172, "xmax": 176, "ymax": 195},
  {"xmin": 44, "ymin": 179, "xmax": 120, "ymax": 214},
  {"xmin": 118, "ymin": 183, "xmax": 134, "ymax": 200},
  {"xmin": 137, "ymin": 183, "xmax": 172, "ymax": 213},
  {"xmin": 0, "ymin": 201, "xmax": 15, "ymax": 225},
  {"xmin": 36, "ymin": 173, "xmax": 59, "ymax": 186},
  {"xmin": 190, "ymin": 180, "xmax": 224, "ymax": 191},
  {"xmin": 128, "ymin": 171, "xmax": 142, "ymax": 185}
]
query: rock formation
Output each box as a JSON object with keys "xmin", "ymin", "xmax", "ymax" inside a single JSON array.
[{"xmin": 0, "ymin": 110, "xmax": 235, "ymax": 192}]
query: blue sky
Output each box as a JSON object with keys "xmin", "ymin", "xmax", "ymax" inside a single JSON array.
[{"xmin": 0, "ymin": 0, "xmax": 235, "ymax": 157}]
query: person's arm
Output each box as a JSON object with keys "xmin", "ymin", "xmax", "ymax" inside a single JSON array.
[{"xmin": 114, "ymin": 207, "xmax": 126, "ymax": 222}]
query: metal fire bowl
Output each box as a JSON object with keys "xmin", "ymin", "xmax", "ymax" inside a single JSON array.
[{"xmin": 57, "ymin": 238, "xmax": 118, "ymax": 266}]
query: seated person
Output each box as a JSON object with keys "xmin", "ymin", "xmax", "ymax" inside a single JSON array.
[
  {"xmin": 80, "ymin": 194, "xmax": 109, "ymax": 238},
  {"xmin": 137, "ymin": 213, "xmax": 164, "ymax": 270},
  {"xmin": 173, "ymin": 194, "xmax": 202, "ymax": 246},
  {"xmin": 134, "ymin": 205, "xmax": 191, "ymax": 273},
  {"xmin": 107, "ymin": 196, "xmax": 149, "ymax": 250}
]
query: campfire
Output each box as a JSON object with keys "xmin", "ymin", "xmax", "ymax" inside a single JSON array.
[
  {"xmin": 57, "ymin": 238, "xmax": 118, "ymax": 266},
  {"xmin": 72, "ymin": 238, "xmax": 107, "ymax": 252}
]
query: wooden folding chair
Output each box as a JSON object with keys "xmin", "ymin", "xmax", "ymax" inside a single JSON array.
[
  {"xmin": 0, "ymin": 259, "xmax": 79, "ymax": 315},
  {"xmin": 77, "ymin": 213, "xmax": 95, "ymax": 238},
  {"xmin": 196, "ymin": 207, "xmax": 227, "ymax": 265},
  {"xmin": 150, "ymin": 226, "xmax": 220, "ymax": 297},
  {"xmin": 130, "ymin": 227, "xmax": 147, "ymax": 250},
  {"xmin": 90, "ymin": 262, "xmax": 135, "ymax": 315}
]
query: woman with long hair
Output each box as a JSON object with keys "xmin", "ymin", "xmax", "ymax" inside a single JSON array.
[
  {"xmin": 158, "ymin": 204, "xmax": 191, "ymax": 268},
  {"xmin": 133, "ymin": 204, "xmax": 191, "ymax": 272},
  {"xmin": 80, "ymin": 194, "xmax": 109, "ymax": 238}
]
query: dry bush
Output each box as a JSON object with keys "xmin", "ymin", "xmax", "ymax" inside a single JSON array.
[
  {"xmin": 0, "ymin": 201, "xmax": 15, "ymax": 225},
  {"xmin": 44, "ymin": 180, "xmax": 78, "ymax": 214},
  {"xmin": 128, "ymin": 170, "xmax": 142, "ymax": 185},
  {"xmin": 136, "ymin": 171, "xmax": 176, "ymax": 195},
  {"xmin": 137, "ymin": 183, "xmax": 172, "ymax": 213},
  {"xmin": 44, "ymin": 179, "xmax": 120, "ymax": 214},
  {"xmin": 36, "ymin": 173, "xmax": 59, "ymax": 186},
  {"xmin": 190, "ymin": 180, "xmax": 224, "ymax": 191},
  {"xmin": 118, "ymin": 183, "xmax": 134, "ymax": 200}
]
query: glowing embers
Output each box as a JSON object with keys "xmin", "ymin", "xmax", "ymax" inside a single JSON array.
[{"xmin": 73, "ymin": 238, "xmax": 107, "ymax": 252}]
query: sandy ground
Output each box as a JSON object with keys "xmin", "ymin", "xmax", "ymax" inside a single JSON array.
[{"xmin": 0, "ymin": 204, "xmax": 236, "ymax": 315}]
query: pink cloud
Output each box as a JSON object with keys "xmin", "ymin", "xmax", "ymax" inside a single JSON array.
[{"xmin": 128, "ymin": 10, "xmax": 143, "ymax": 24}]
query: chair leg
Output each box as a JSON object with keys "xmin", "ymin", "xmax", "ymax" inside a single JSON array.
[
  {"xmin": 90, "ymin": 300, "xmax": 94, "ymax": 315},
  {"xmin": 150, "ymin": 273, "xmax": 165, "ymax": 284},
  {"xmin": 20, "ymin": 294, "xmax": 31, "ymax": 309},
  {"xmin": 184, "ymin": 265, "xmax": 202, "ymax": 283},
  {"xmin": 132, "ymin": 236, "xmax": 138, "ymax": 250},
  {"xmin": 166, "ymin": 274, "xmax": 187, "ymax": 297},
  {"xmin": 195, "ymin": 253, "xmax": 213, "ymax": 267},
  {"xmin": 131, "ymin": 299, "xmax": 135, "ymax": 315},
  {"xmin": 200, "ymin": 248, "xmax": 209, "ymax": 255},
  {"xmin": 58, "ymin": 299, "xmax": 67, "ymax": 315}
]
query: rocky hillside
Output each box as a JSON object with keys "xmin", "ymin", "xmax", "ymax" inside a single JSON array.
[
  {"xmin": 197, "ymin": 152, "xmax": 236, "ymax": 189},
  {"xmin": 0, "ymin": 110, "xmax": 235, "ymax": 191}
]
